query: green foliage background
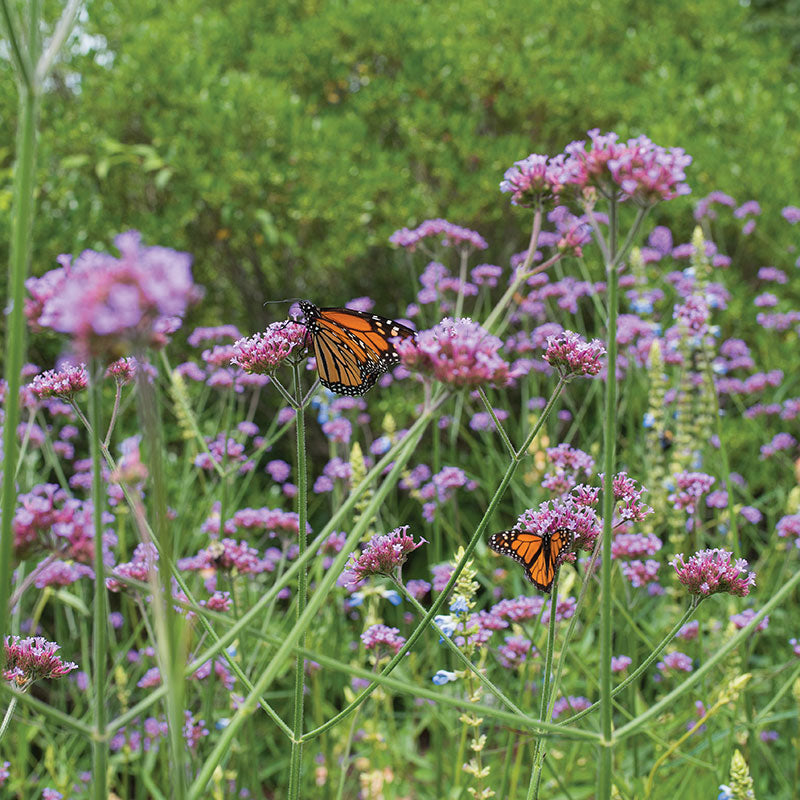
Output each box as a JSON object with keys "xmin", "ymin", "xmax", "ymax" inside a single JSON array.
[{"xmin": 2, "ymin": 0, "xmax": 799, "ymax": 333}]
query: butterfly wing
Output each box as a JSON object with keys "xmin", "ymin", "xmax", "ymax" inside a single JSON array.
[
  {"xmin": 299, "ymin": 301, "xmax": 416, "ymax": 395},
  {"xmin": 488, "ymin": 528, "xmax": 572, "ymax": 593}
]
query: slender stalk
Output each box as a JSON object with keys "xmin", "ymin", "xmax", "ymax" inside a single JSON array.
[
  {"xmin": 0, "ymin": 695, "xmax": 17, "ymax": 743},
  {"xmin": 89, "ymin": 364, "xmax": 109, "ymax": 799},
  {"xmin": 598, "ymin": 197, "xmax": 619, "ymax": 800},
  {"xmin": 136, "ymin": 362, "xmax": 186, "ymax": 799},
  {"xmin": 0, "ymin": 682, "xmax": 95, "ymax": 735},
  {"xmin": 484, "ymin": 207, "xmax": 542, "ymax": 334},
  {"xmin": 0, "ymin": 82, "xmax": 38, "ymax": 657},
  {"xmin": 104, "ymin": 379, "xmax": 124, "ymax": 448},
  {"xmin": 528, "ymin": 574, "xmax": 561, "ymax": 800},
  {"xmin": 288, "ymin": 364, "xmax": 309, "ymax": 799},
  {"xmin": 0, "ymin": 1, "xmax": 33, "ymax": 89}
]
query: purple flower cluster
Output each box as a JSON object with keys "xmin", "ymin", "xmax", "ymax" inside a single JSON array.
[
  {"xmin": 30, "ymin": 364, "xmax": 89, "ymax": 400},
  {"xmin": 414, "ymin": 466, "xmax": 476, "ymax": 522},
  {"xmin": 178, "ymin": 539, "xmax": 269, "ymax": 575},
  {"xmin": 106, "ymin": 543, "xmax": 159, "ymax": 591},
  {"xmin": 502, "ymin": 130, "xmax": 691, "ymax": 209},
  {"xmin": 671, "ymin": 549, "xmax": 755, "ymax": 599},
  {"xmin": 342, "ymin": 526, "xmax": 426, "ymax": 587},
  {"xmin": 415, "ymin": 261, "xmax": 479, "ymax": 311},
  {"xmin": 3, "ymin": 636, "xmax": 78, "ymax": 684},
  {"xmin": 776, "ymin": 514, "xmax": 800, "ymax": 548},
  {"xmin": 30, "ymin": 231, "xmax": 198, "ymax": 358},
  {"xmin": 730, "ymin": 608, "xmax": 768, "ymax": 632},
  {"xmin": 656, "ymin": 651, "xmax": 693, "ymax": 677},
  {"xmin": 668, "ymin": 471, "xmax": 716, "ymax": 515},
  {"xmin": 541, "ymin": 443, "xmax": 595, "ymax": 495},
  {"xmin": 389, "ymin": 219, "xmax": 487, "ymax": 251},
  {"xmin": 543, "ymin": 330, "xmax": 606, "ymax": 379},
  {"xmin": 231, "ymin": 321, "xmax": 308, "ymax": 373},
  {"xmin": 361, "ymin": 624, "xmax": 406, "ymax": 655},
  {"xmin": 396, "ymin": 318, "xmax": 510, "ymax": 388},
  {"xmin": 514, "ymin": 497, "xmax": 598, "ymax": 553},
  {"xmin": 497, "ymin": 635, "xmax": 535, "ymax": 668},
  {"xmin": 760, "ymin": 433, "xmax": 797, "ymax": 459},
  {"xmin": 551, "ymin": 696, "xmax": 591, "ymax": 719}
]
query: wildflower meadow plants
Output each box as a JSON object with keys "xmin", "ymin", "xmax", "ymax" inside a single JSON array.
[{"xmin": 2, "ymin": 16, "xmax": 800, "ymax": 798}]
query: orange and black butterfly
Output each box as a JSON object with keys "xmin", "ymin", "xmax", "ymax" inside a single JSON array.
[
  {"xmin": 298, "ymin": 300, "xmax": 416, "ymax": 396},
  {"xmin": 488, "ymin": 527, "xmax": 573, "ymax": 593}
]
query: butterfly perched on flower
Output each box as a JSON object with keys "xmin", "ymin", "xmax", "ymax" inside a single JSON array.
[
  {"xmin": 488, "ymin": 527, "xmax": 573, "ymax": 592},
  {"xmin": 298, "ymin": 300, "xmax": 416, "ymax": 396}
]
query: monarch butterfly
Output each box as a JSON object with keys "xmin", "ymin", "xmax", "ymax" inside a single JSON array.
[
  {"xmin": 298, "ymin": 300, "xmax": 416, "ymax": 396},
  {"xmin": 487, "ymin": 527, "xmax": 573, "ymax": 592}
]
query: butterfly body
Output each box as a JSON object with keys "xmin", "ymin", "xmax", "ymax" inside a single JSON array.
[
  {"xmin": 298, "ymin": 300, "xmax": 416, "ymax": 396},
  {"xmin": 488, "ymin": 527, "xmax": 572, "ymax": 592}
]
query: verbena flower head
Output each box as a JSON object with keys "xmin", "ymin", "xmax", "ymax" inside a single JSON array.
[
  {"xmin": 389, "ymin": 219, "xmax": 487, "ymax": 251},
  {"xmin": 361, "ymin": 624, "xmax": 406, "ymax": 655},
  {"xmin": 3, "ymin": 636, "xmax": 78, "ymax": 685},
  {"xmin": 499, "ymin": 153, "xmax": 571, "ymax": 207},
  {"xmin": 776, "ymin": 513, "xmax": 800, "ymax": 548},
  {"xmin": 564, "ymin": 129, "xmax": 692, "ymax": 204},
  {"xmin": 515, "ymin": 497, "xmax": 599, "ymax": 552},
  {"xmin": 543, "ymin": 330, "xmax": 606, "ymax": 379},
  {"xmin": 396, "ymin": 318, "xmax": 510, "ymax": 387},
  {"xmin": 668, "ymin": 471, "xmax": 716, "ymax": 515},
  {"xmin": 30, "ymin": 364, "xmax": 88, "ymax": 400},
  {"xmin": 35, "ymin": 231, "xmax": 198, "ymax": 359},
  {"xmin": 671, "ymin": 549, "xmax": 755, "ymax": 599},
  {"xmin": 343, "ymin": 526, "xmax": 426, "ymax": 586},
  {"xmin": 231, "ymin": 321, "xmax": 309, "ymax": 374}
]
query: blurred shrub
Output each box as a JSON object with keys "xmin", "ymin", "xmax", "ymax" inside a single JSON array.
[{"xmin": 2, "ymin": 0, "xmax": 799, "ymax": 334}]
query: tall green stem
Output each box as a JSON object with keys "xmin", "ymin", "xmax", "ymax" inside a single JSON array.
[
  {"xmin": 598, "ymin": 198, "xmax": 619, "ymax": 799},
  {"xmin": 528, "ymin": 574, "xmax": 561, "ymax": 800},
  {"xmin": 137, "ymin": 364, "xmax": 186, "ymax": 799},
  {"xmin": 0, "ymin": 83, "xmax": 38, "ymax": 654},
  {"xmin": 89, "ymin": 366, "xmax": 110, "ymax": 798},
  {"xmin": 288, "ymin": 364, "xmax": 309, "ymax": 799}
]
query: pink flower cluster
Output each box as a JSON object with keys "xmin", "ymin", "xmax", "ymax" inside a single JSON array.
[
  {"xmin": 543, "ymin": 330, "xmax": 606, "ymax": 379},
  {"xmin": 343, "ymin": 526, "xmax": 426, "ymax": 586},
  {"xmin": 776, "ymin": 514, "xmax": 800, "ymax": 548},
  {"xmin": 389, "ymin": 219, "xmax": 488, "ymax": 251},
  {"xmin": 106, "ymin": 542, "xmax": 159, "ymax": 591},
  {"xmin": 499, "ymin": 153, "xmax": 572, "ymax": 207},
  {"xmin": 541, "ymin": 443, "xmax": 594, "ymax": 495},
  {"xmin": 30, "ymin": 364, "xmax": 89, "ymax": 400},
  {"xmin": 515, "ymin": 496, "xmax": 600, "ymax": 553},
  {"xmin": 360, "ymin": 624, "xmax": 406, "ymax": 655},
  {"xmin": 396, "ymin": 318, "xmax": 510, "ymax": 388},
  {"xmin": 668, "ymin": 471, "xmax": 716, "ymax": 515},
  {"xmin": 178, "ymin": 539, "xmax": 269, "ymax": 575},
  {"xmin": 671, "ymin": 549, "xmax": 755, "ymax": 599},
  {"xmin": 231, "ymin": 321, "xmax": 309, "ymax": 373},
  {"xmin": 30, "ymin": 231, "xmax": 199, "ymax": 358},
  {"xmin": 3, "ymin": 636, "xmax": 78, "ymax": 684}
]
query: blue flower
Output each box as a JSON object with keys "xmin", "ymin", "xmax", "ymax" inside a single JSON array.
[
  {"xmin": 348, "ymin": 592, "xmax": 365, "ymax": 607},
  {"xmin": 643, "ymin": 412, "xmax": 655, "ymax": 429},
  {"xmin": 382, "ymin": 588, "xmax": 402, "ymax": 606},
  {"xmin": 449, "ymin": 597, "xmax": 469, "ymax": 614},
  {"xmin": 432, "ymin": 669, "xmax": 458, "ymax": 685},
  {"xmin": 433, "ymin": 614, "xmax": 457, "ymax": 639},
  {"xmin": 717, "ymin": 785, "xmax": 732, "ymax": 800}
]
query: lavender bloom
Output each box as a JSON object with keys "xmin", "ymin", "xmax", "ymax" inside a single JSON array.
[
  {"xmin": 188, "ymin": 324, "xmax": 242, "ymax": 346},
  {"xmin": 231, "ymin": 321, "xmax": 308, "ymax": 373},
  {"xmin": 35, "ymin": 231, "xmax": 198, "ymax": 358},
  {"xmin": 515, "ymin": 496, "xmax": 600, "ymax": 553},
  {"xmin": 361, "ymin": 624, "xmax": 406, "ymax": 655},
  {"xmin": 3, "ymin": 636, "xmax": 78, "ymax": 684},
  {"xmin": 671, "ymin": 549, "xmax": 755, "ymax": 599},
  {"xmin": 405, "ymin": 579, "xmax": 432, "ymax": 600},
  {"xmin": 611, "ymin": 655, "xmax": 632, "ymax": 673},
  {"xmin": 105, "ymin": 356, "xmax": 137, "ymax": 384},
  {"xmin": 740, "ymin": 506, "xmax": 762, "ymax": 524},
  {"xmin": 694, "ymin": 191, "xmax": 736, "ymax": 220},
  {"xmin": 106, "ymin": 543, "xmax": 159, "ymax": 591},
  {"xmin": 676, "ymin": 620, "xmax": 699, "ymax": 641},
  {"xmin": 668, "ymin": 471, "xmax": 716, "ymax": 514},
  {"xmin": 389, "ymin": 218, "xmax": 487, "ymax": 251},
  {"xmin": 730, "ymin": 608, "xmax": 768, "ymax": 632},
  {"xmin": 30, "ymin": 364, "xmax": 89, "ymax": 400},
  {"xmin": 178, "ymin": 539, "xmax": 268, "ymax": 575},
  {"xmin": 782, "ymin": 206, "xmax": 800, "ymax": 223},
  {"xmin": 760, "ymin": 433, "xmax": 797, "ymax": 459},
  {"xmin": 396, "ymin": 318, "xmax": 510, "ymax": 387},
  {"xmin": 656, "ymin": 651, "xmax": 693, "ymax": 676},
  {"xmin": 497, "ymin": 635, "xmax": 534, "ymax": 668},
  {"xmin": 620, "ymin": 560, "xmax": 660, "ymax": 589},
  {"xmin": 551, "ymin": 696, "xmax": 591, "ymax": 720},
  {"xmin": 343, "ymin": 526, "xmax": 426, "ymax": 586},
  {"xmin": 776, "ymin": 513, "xmax": 800, "ymax": 548}
]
